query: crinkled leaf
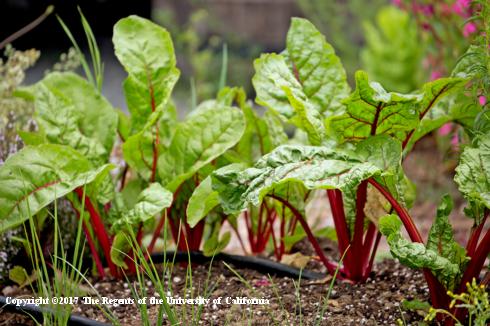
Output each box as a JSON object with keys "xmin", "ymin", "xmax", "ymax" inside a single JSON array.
[
  {"xmin": 32, "ymin": 79, "xmax": 117, "ymax": 204},
  {"xmin": 110, "ymin": 183, "xmax": 172, "ymax": 268},
  {"xmin": 113, "ymin": 15, "xmax": 180, "ymax": 133},
  {"xmin": 253, "ymin": 53, "xmax": 303, "ymax": 119},
  {"xmin": 331, "ymin": 71, "xmax": 419, "ymax": 142},
  {"xmin": 263, "ymin": 111, "xmax": 288, "ymax": 148},
  {"xmin": 209, "ymin": 163, "xmax": 248, "ymax": 214},
  {"xmin": 158, "ymin": 105, "xmax": 245, "ymax": 191},
  {"xmin": 187, "ymin": 176, "xmax": 220, "ymax": 228},
  {"xmin": 474, "ymin": 109, "xmax": 490, "ymax": 138},
  {"xmin": 216, "ymin": 86, "xmax": 247, "ymax": 108},
  {"xmin": 111, "ymin": 182, "xmax": 173, "ymax": 232},
  {"xmin": 417, "ymin": 78, "xmax": 467, "ymax": 118},
  {"xmin": 332, "ymin": 72, "xmax": 465, "ymax": 144},
  {"xmin": 37, "ymin": 72, "xmax": 118, "ymax": 156},
  {"xmin": 452, "ymin": 45, "xmax": 487, "ymax": 80},
  {"xmin": 252, "ymin": 20, "xmax": 348, "ymax": 143},
  {"xmin": 283, "ymin": 86, "xmax": 325, "ymax": 145},
  {"xmin": 33, "ymin": 77, "xmax": 115, "ymax": 166},
  {"xmin": 356, "ymin": 135, "xmax": 401, "ymax": 172},
  {"xmin": 379, "ymin": 214, "xmax": 461, "ymax": 290},
  {"xmin": 454, "ymin": 137, "xmax": 490, "ymax": 213},
  {"xmin": 403, "ymin": 97, "xmax": 477, "ymax": 153},
  {"xmin": 285, "ymin": 18, "xmax": 350, "ymax": 116},
  {"xmin": 0, "ymin": 144, "xmax": 113, "ymax": 232},
  {"xmin": 212, "ymin": 145, "xmax": 381, "ymax": 213},
  {"xmin": 357, "ymin": 135, "xmax": 414, "ymax": 209},
  {"xmin": 404, "ymin": 78, "xmax": 468, "ymax": 150},
  {"xmin": 426, "ymin": 195, "xmax": 468, "ymax": 277}
]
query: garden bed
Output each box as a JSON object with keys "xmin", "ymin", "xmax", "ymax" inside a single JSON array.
[{"xmin": 1, "ymin": 256, "xmax": 428, "ymax": 326}]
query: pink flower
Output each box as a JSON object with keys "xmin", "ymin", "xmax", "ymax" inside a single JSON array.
[
  {"xmin": 391, "ymin": 0, "xmax": 402, "ymax": 7},
  {"xmin": 421, "ymin": 5, "xmax": 434, "ymax": 17},
  {"xmin": 430, "ymin": 70, "xmax": 443, "ymax": 80},
  {"xmin": 463, "ymin": 22, "xmax": 477, "ymax": 37},
  {"xmin": 439, "ymin": 123, "xmax": 452, "ymax": 136},
  {"xmin": 451, "ymin": 133, "xmax": 460, "ymax": 150},
  {"xmin": 452, "ymin": 0, "xmax": 471, "ymax": 17},
  {"xmin": 479, "ymin": 95, "xmax": 487, "ymax": 106}
]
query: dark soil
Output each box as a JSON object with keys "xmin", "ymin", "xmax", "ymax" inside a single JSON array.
[{"xmin": 1, "ymin": 257, "xmax": 429, "ymax": 326}]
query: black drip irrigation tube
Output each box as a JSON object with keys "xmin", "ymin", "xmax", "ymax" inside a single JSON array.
[
  {"xmin": 0, "ymin": 251, "xmax": 324, "ymax": 325},
  {"xmin": 151, "ymin": 251, "xmax": 325, "ymax": 280},
  {"xmin": 0, "ymin": 295, "xmax": 109, "ymax": 326}
]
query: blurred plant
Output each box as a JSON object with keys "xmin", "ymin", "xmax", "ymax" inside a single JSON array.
[
  {"xmin": 153, "ymin": 8, "xmax": 261, "ymax": 106},
  {"xmin": 393, "ymin": 0, "xmax": 483, "ymax": 79},
  {"xmin": 425, "ymin": 278, "xmax": 489, "ymax": 325},
  {"xmin": 0, "ymin": 45, "xmax": 37, "ymax": 284},
  {"xmin": 44, "ymin": 47, "xmax": 81, "ymax": 75},
  {"xmin": 0, "ymin": 45, "xmax": 39, "ymax": 162},
  {"xmin": 361, "ymin": 6, "xmax": 424, "ymax": 92},
  {"xmin": 297, "ymin": 0, "xmax": 387, "ymax": 79},
  {"xmin": 433, "ymin": 0, "xmax": 489, "ymax": 156}
]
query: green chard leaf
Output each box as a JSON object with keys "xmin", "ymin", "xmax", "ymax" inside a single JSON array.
[
  {"xmin": 122, "ymin": 105, "xmax": 175, "ymax": 181},
  {"xmin": 357, "ymin": 135, "xmax": 414, "ymax": 210},
  {"xmin": 216, "ymin": 86, "xmax": 247, "ymax": 108},
  {"xmin": 379, "ymin": 214, "xmax": 461, "ymax": 290},
  {"xmin": 158, "ymin": 104, "xmax": 246, "ymax": 192},
  {"xmin": 0, "ymin": 144, "xmax": 113, "ymax": 232},
  {"xmin": 186, "ymin": 176, "xmax": 220, "ymax": 228},
  {"xmin": 203, "ymin": 229, "xmax": 231, "ymax": 257},
  {"xmin": 426, "ymin": 195, "xmax": 468, "ymax": 278},
  {"xmin": 331, "ymin": 71, "xmax": 465, "ymax": 145},
  {"xmin": 454, "ymin": 137, "xmax": 490, "ymax": 215},
  {"xmin": 252, "ymin": 18, "xmax": 349, "ymax": 144},
  {"xmin": 113, "ymin": 15, "xmax": 180, "ymax": 133},
  {"xmin": 331, "ymin": 71, "xmax": 419, "ymax": 142},
  {"xmin": 285, "ymin": 17, "xmax": 350, "ymax": 116},
  {"xmin": 283, "ymin": 86, "xmax": 325, "ymax": 145},
  {"xmin": 33, "ymin": 72, "xmax": 118, "ymax": 165},
  {"xmin": 111, "ymin": 183, "xmax": 172, "ymax": 232},
  {"xmin": 38, "ymin": 72, "xmax": 118, "ymax": 153},
  {"xmin": 236, "ymin": 105, "xmax": 287, "ymax": 165},
  {"xmin": 111, "ymin": 183, "xmax": 172, "ymax": 268},
  {"xmin": 403, "ymin": 77, "xmax": 468, "ymax": 151},
  {"xmin": 212, "ymin": 145, "xmax": 381, "ymax": 213},
  {"xmin": 452, "ymin": 45, "xmax": 487, "ymax": 80}
]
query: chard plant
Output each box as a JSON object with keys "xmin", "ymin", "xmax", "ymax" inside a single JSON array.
[
  {"xmin": 378, "ymin": 127, "xmax": 489, "ymax": 321},
  {"xmin": 185, "ymin": 86, "xmax": 324, "ymax": 260},
  {"xmin": 207, "ymin": 17, "xmax": 475, "ymax": 300},
  {"xmin": 0, "ymin": 15, "xmax": 248, "ymax": 278}
]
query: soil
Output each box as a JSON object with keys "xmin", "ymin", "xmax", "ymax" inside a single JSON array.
[{"xmin": 1, "ymin": 255, "xmax": 430, "ymax": 326}]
